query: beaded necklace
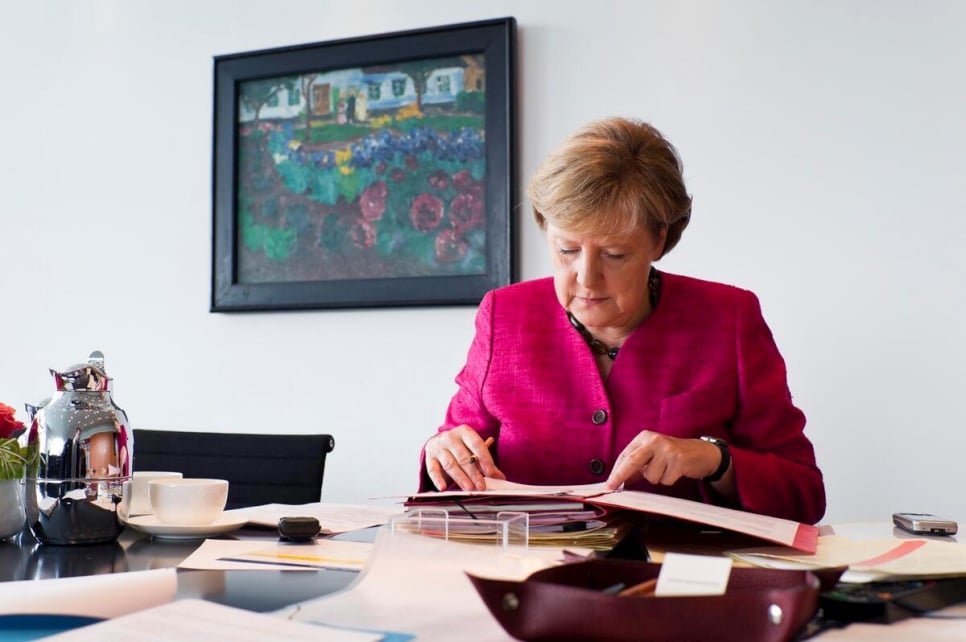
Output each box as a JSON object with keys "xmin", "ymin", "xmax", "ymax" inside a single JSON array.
[{"xmin": 566, "ymin": 268, "xmax": 663, "ymax": 361}]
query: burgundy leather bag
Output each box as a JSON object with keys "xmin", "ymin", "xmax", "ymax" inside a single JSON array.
[{"xmin": 467, "ymin": 559, "xmax": 827, "ymax": 642}]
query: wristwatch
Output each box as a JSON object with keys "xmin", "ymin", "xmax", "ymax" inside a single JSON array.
[{"xmin": 699, "ymin": 436, "xmax": 731, "ymax": 483}]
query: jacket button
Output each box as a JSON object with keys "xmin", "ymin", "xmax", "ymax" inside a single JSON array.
[
  {"xmin": 589, "ymin": 459, "xmax": 605, "ymax": 475},
  {"xmin": 591, "ymin": 409, "xmax": 608, "ymax": 425}
]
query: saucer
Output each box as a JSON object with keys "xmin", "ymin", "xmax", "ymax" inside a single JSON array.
[{"xmin": 125, "ymin": 513, "xmax": 247, "ymax": 540}]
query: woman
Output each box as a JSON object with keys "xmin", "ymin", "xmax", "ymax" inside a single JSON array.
[{"xmin": 420, "ymin": 117, "xmax": 825, "ymax": 524}]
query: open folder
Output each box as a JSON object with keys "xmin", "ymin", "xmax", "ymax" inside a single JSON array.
[{"xmin": 405, "ymin": 478, "xmax": 818, "ymax": 553}]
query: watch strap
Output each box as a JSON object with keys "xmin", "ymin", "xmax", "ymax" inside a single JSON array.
[{"xmin": 700, "ymin": 436, "xmax": 731, "ymax": 483}]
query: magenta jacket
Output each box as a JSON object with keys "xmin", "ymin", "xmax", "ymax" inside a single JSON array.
[{"xmin": 421, "ymin": 272, "xmax": 826, "ymax": 524}]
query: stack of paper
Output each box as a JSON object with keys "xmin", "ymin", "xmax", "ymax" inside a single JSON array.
[
  {"xmin": 403, "ymin": 492, "xmax": 633, "ymax": 550},
  {"xmin": 405, "ymin": 478, "xmax": 819, "ymax": 553}
]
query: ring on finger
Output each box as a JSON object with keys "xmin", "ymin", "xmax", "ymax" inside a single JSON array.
[{"xmin": 468, "ymin": 454, "xmax": 479, "ymax": 465}]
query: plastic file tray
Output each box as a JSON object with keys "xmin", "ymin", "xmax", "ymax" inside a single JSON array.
[{"xmin": 390, "ymin": 509, "xmax": 529, "ymax": 549}]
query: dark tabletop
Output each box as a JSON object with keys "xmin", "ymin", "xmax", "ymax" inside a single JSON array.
[{"xmin": 0, "ymin": 525, "xmax": 375, "ymax": 612}]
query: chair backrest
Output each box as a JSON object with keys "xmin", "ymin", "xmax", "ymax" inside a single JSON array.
[{"xmin": 131, "ymin": 429, "xmax": 335, "ymax": 509}]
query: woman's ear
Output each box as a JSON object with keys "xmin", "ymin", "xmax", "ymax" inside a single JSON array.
[{"xmin": 651, "ymin": 226, "xmax": 668, "ymax": 260}]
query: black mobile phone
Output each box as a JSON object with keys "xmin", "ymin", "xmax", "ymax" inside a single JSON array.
[
  {"xmin": 892, "ymin": 512, "xmax": 958, "ymax": 536},
  {"xmin": 278, "ymin": 516, "xmax": 322, "ymax": 542}
]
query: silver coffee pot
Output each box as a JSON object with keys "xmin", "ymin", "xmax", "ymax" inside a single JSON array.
[{"xmin": 25, "ymin": 351, "xmax": 132, "ymax": 545}]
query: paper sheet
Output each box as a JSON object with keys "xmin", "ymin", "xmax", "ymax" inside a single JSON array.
[
  {"xmin": 177, "ymin": 538, "xmax": 372, "ymax": 571},
  {"xmin": 227, "ymin": 502, "xmax": 401, "ymax": 533},
  {"xmin": 283, "ymin": 529, "xmax": 577, "ymax": 641},
  {"xmin": 0, "ymin": 568, "xmax": 176, "ymax": 618},
  {"xmin": 38, "ymin": 598, "xmax": 382, "ymax": 642},
  {"xmin": 730, "ymin": 534, "xmax": 966, "ymax": 581}
]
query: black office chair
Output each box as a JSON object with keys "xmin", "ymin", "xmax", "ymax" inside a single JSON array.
[{"xmin": 131, "ymin": 429, "xmax": 335, "ymax": 509}]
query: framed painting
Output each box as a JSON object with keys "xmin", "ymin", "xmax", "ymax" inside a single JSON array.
[{"xmin": 211, "ymin": 17, "xmax": 516, "ymax": 311}]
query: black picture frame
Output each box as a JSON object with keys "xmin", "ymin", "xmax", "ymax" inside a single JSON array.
[{"xmin": 211, "ymin": 18, "xmax": 516, "ymax": 312}]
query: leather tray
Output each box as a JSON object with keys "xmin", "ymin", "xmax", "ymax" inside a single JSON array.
[{"xmin": 467, "ymin": 558, "xmax": 827, "ymax": 642}]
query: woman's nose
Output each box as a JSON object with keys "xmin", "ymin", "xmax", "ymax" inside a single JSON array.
[{"xmin": 575, "ymin": 253, "xmax": 599, "ymax": 287}]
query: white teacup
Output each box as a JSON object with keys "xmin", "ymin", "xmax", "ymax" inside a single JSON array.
[
  {"xmin": 125, "ymin": 471, "xmax": 182, "ymax": 516},
  {"xmin": 149, "ymin": 478, "xmax": 229, "ymax": 526}
]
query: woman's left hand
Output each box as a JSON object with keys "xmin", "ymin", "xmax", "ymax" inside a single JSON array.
[{"xmin": 604, "ymin": 431, "xmax": 726, "ymax": 491}]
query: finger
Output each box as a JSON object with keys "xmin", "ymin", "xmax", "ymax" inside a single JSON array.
[
  {"xmin": 426, "ymin": 457, "xmax": 450, "ymax": 491},
  {"xmin": 605, "ymin": 451, "xmax": 649, "ymax": 490},
  {"xmin": 462, "ymin": 435, "xmax": 497, "ymax": 488},
  {"xmin": 487, "ymin": 465, "xmax": 507, "ymax": 481},
  {"xmin": 439, "ymin": 449, "xmax": 479, "ymax": 491},
  {"xmin": 641, "ymin": 459, "xmax": 667, "ymax": 485},
  {"xmin": 459, "ymin": 451, "xmax": 487, "ymax": 491},
  {"xmin": 477, "ymin": 457, "xmax": 506, "ymax": 483}
]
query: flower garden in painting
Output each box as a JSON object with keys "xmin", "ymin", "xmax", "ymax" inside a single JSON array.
[{"xmin": 235, "ymin": 57, "xmax": 488, "ymax": 284}]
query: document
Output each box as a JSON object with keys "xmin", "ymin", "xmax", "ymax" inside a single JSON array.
[
  {"xmin": 0, "ymin": 568, "xmax": 176, "ymax": 618},
  {"xmin": 38, "ymin": 598, "xmax": 382, "ymax": 642},
  {"xmin": 406, "ymin": 478, "xmax": 818, "ymax": 553},
  {"xmin": 730, "ymin": 534, "xmax": 966, "ymax": 581},
  {"xmin": 178, "ymin": 538, "xmax": 373, "ymax": 571}
]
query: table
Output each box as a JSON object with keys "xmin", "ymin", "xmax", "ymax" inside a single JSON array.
[
  {"xmin": 4, "ymin": 519, "xmax": 966, "ymax": 640},
  {"xmin": 0, "ymin": 524, "xmax": 369, "ymax": 612}
]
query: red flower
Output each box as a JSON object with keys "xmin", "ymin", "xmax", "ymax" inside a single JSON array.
[
  {"xmin": 348, "ymin": 218, "xmax": 377, "ymax": 249},
  {"xmin": 452, "ymin": 170, "xmax": 474, "ymax": 193},
  {"xmin": 410, "ymin": 193, "xmax": 444, "ymax": 232},
  {"xmin": 435, "ymin": 228, "xmax": 469, "ymax": 263},
  {"xmin": 360, "ymin": 181, "xmax": 388, "ymax": 221},
  {"xmin": 390, "ymin": 168, "xmax": 406, "ymax": 183},
  {"xmin": 0, "ymin": 403, "xmax": 25, "ymax": 440},
  {"xmin": 449, "ymin": 192, "xmax": 484, "ymax": 232}
]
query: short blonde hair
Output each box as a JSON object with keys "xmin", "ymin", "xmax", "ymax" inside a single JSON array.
[{"xmin": 527, "ymin": 117, "xmax": 692, "ymax": 257}]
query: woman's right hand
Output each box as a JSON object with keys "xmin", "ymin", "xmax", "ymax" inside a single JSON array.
[{"xmin": 424, "ymin": 425, "xmax": 505, "ymax": 491}]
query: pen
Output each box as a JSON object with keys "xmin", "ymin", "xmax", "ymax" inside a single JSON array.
[
  {"xmin": 617, "ymin": 578, "xmax": 657, "ymax": 597},
  {"xmin": 467, "ymin": 436, "xmax": 495, "ymax": 465}
]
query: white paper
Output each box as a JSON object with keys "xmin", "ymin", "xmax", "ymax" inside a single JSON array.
[
  {"xmin": 0, "ymin": 568, "xmax": 176, "ymax": 618},
  {"xmin": 655, "ymin": 552, "xmax": 732, "ymax": 596},
  {"xmin": 227, "ymin": 502, "xmax": 401, "ymax": 533},
  {"xmin": 177, "ymin": 538, "xmax": 372, "ymax": 571},
  {"xmin": 730, "ymin": 534, "xmax": 966, "ymax": 581},
  {"xmin": 39, "ymin": 598, "xmax": 382, "ymax": 642},
  {"xmin": 284, "ymin": 529, "xmax": 576, "ymax": 641}
]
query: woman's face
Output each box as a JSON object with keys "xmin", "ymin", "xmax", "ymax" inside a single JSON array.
[{"xmin": 546, "ymin": 221, "xmax": 666, "ymax": 333}]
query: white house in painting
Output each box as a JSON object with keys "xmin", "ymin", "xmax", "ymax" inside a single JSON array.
[{"xmin": 238, "ymin": 66, "xmax": 464, "ymax": 123}]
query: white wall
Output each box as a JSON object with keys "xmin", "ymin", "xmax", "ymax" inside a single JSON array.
[{"xmin": 2, "ymin": 0, "xmax": 964, "ymax": 523}]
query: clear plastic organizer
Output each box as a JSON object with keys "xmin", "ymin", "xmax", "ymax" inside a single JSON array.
[{"xmin": 389, "ymin": 508, "xmax": 530, "ymax": 550}]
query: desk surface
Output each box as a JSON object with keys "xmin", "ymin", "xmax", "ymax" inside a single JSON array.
[
  {"xmin": 0, "ymin": 525, "xmax": 369, "ymax": 612},
  {"xmin": 4, "ymin": 519, "xmax": 966, "ymax": 641}
]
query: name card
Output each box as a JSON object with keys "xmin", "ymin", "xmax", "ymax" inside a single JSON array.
[{"xmin": 655, "ymin": 552, "xmax": 733, "ymax": 596}]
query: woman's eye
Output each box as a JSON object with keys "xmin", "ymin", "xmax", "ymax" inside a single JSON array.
[
  {"xmin": 558, "ymin": 248, "xmax": 578, "ymax": 255},
  {"xmin": 603, "ymin": 252, "xmax": 626, "ymax": 260}
]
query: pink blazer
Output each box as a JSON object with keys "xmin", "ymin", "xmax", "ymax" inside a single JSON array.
[{"xmin": 422, "ymin": 272, "xmax": 826, "ymax": 524}]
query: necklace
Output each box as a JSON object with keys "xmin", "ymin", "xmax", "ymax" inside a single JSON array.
[
  {"xmin": 567, "ymin": 312, "xmax": 620, "ymax": 360},
  {"xmin": 566, "ymin": 268, "xmax": 663, "ymax": 362}
]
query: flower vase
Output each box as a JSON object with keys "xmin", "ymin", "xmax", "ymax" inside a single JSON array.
[{"xmin": 0, "ymin": 479, "xmax": 26, "ymax": 540}]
